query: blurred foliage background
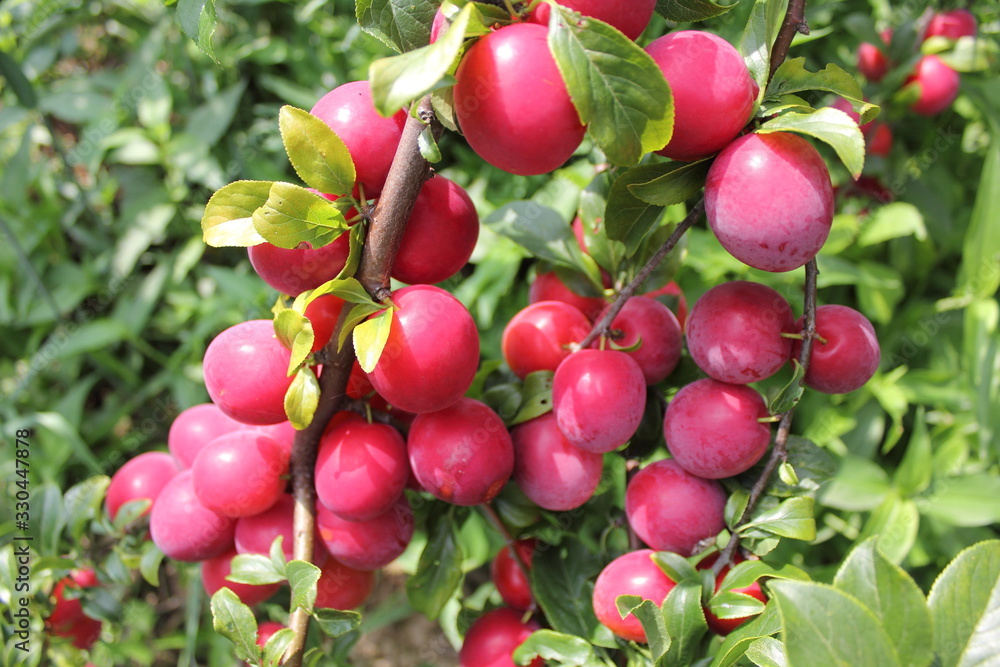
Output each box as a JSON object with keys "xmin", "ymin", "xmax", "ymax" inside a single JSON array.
[{"xmin": 1, "ymin": 0, "xmax": 998, "ymax": 664}]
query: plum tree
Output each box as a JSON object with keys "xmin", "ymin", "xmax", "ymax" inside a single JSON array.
[
  {"xmin": 454, "ymin": 23, "xmax": 585, "ymax": 175},
  {"xmin": 592, "ymin": 550, "xmax": 676, "ymax": 643},
  {"xmin": 502, "ymin": 301, "xmax": 592, "ymax": 379},
  {"xmin": 625, "ymin": 459, "xmax": 727, "ymax": 555}
]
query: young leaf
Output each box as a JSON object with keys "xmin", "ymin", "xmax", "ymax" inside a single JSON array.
[
  {"xmin": 284, "ymin": 365, "xmax": 321, "ymax": 430},
  {"xmin": 272, "ymin": 308, "xmax": 315, "ymax": 374},
  {"xmin": 228, "ymin": 553, "xmax": 286, "ymax": 586},
  {"xmin": 656, "ymin": 0, "xmax": 737, "ymax": 23},
  {"xmin": 262, "ymin": 628, "xmax": 296, "ymax": 667},
  {"xmin": 177, "ymin": 0, "xmax": 219, "ymax": 63},
  {"xmin": 278, "ymin": 106, "xmax": 356, "ymax": 196},
  {"xmin": 252, "ymin": 182, "xmax": 350, "ymax": 249},
  {"xmin": 766, "ymin": 436, "xmax": 836, "ymax": 498},
  {"xmin": 548, "ymin": 8, "xmax": 673, "ymax": 166},
  {"xmin": 777, "ymin": 462, "xmax": 798, "ymax": 487},
  {"xmin": 617, "ymin": 596, "xmax": 671, "ymax": 661},
  {"xmin": 606, "ymin": 165, "xmax": 667, "ymax": 256},
  {"xmin": 767, "ymin": 59, "xmax": 879, "ymax": 125},
  {"xmin": 202, "ymin": 180, "xmax": 271, "ymax": 247},
  {"xmin": 211, "ymin": 588, "xmax": 261, "ymax": 662},
  {"xmin": 311, "ymin": 608, "xmax": 363, "ymax": 637},
  {"xmin": 287, "ymin": 560, "xmax": 321, "ymax": 614},
  {"xmin": 652, "ymin": 551, "xmax": 700, "ymax": 584},
  {"xmin": 369, "ymin": 3, "xmax": 474, "ymax": 116},
  {"xmin": 509, "ymin": 370, "xmax": 555, "ymax": 426},
  {"xmin": 769, "ymin": 581, "xmax": 902, "ymax": 667},
  {"xmin": 765, "ymin": 359, "xmax": 806, "ymax": 415},
  {"xmin": 738, "ymin": 496, "xmax": 816, "ymax": 541},
  {"xmin": 112, "ymin": 498, "xmax": 152, "ymax": 531},
  {"xmin": 353, "ymin": 308, "xmax": 394, "ymax": 373},
  {"xmin": 418, "ymin": 126, "xmax": 442, "ymax": 163},
  {"xmin": 927, "ymin": 540, "xmax": 1000, "ymax": 667},
  {"xmin": 337, "ymin": 302, "xmax": 384, "ymax": 351},
  {"xmin": 512, "ymin": 629, "xmax": 604, "ymax": 667},
  {"xmin": 355, "ymin": 0, "xmax": 437, "ymax": 54},
  {"xmin": 660, "ymin": 580, "xmax": 710, "ymax": 666},
  {"xmin": 757, "ymin": 108, "xmax": 865, "ymax": 179},
  {"xmin": 627, "ymin": 159, "xmax": 711, "ymax": 207},
  {"xmin": 269, "ymin": 535, "xmax": 287, "ymax": 572},
  {"xmin": 406, "ymin": 512, "xmax": 464, "ymax": 619},
  {"xmin": 739, "ymin": 0, "xmax": 788, "ymax": 91},
  {"xmin": 834, "ymin": 538, "xmax": 933, "ymax": 667},
  {"xmin": 894, "ymin": 407, "xmax": 932, "ymax": 497}
]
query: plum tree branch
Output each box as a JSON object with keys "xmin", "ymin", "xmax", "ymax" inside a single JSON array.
[
  {"xmin": 712, "ymin": 258, "xmax": 820, "ymax": 576},
  {"xmin": 769, "ymin": 0, "xmax": 809, "ymax": 81},
  {"xmin": 578, "ymin": 199, "xmax": 704, "ymax": 350},
  {"xmin": 284, "ymin": 96, "xmax": 442, "ymax": 667}
]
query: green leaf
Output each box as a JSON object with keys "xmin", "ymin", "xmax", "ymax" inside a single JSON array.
[
  {"xmin": 228, "ymin": 553, "xmax": 286, "ymax": 586},
  {"xmin": 300, "ymin": 276, "xmax": 380, "ymax": 310},
  {"xmin": 278, "ymin": 106, "xmax": 356, "ymax": 196},
  {"xmin": 353, "ymin": 308, "xmax": 394, "ymax": 373},
  {"xmin": 709, "ymin": 590, "xmax": 767, "ymax": 621},
  {"xmin": 418, "ymin": 126, "xmax": 442, "ymax": 163},
  {"xmin": 369, "ymin": 3, "xmax": 475, "ymax": 116},
  {"xmin": 512, "ymin": 629, "xmax": 604, "ymax": 666},
  {"xmin": 769, "ymin": 580, "xmax": 902, "ymax": 667},
  {"xmin": 651, "ymin": 551, "xmax": 699, "ymax": 585},
  {"xmin": 766, "ymin": 359, "xmax": 806, "ymax": 415},
  {"xmin": 311, "ymin": 608, "xmax": 362, "ymax": 637},
  {"xmin": 935, "ymin": 35, "xmax": 1000, "ymax": 73},
  {"xmin": 768, "ymin": 437, "xmax": 835, "ymax": 498},
  {"xmin": 617, "ymin": 596, "xmax": 671, "ymax": 661},
  {"xmin": 767, "ymin": 58, "xmax": 878, "ymax": 125},
  {"xmin": 778, "ymin": 462, "xmax": 798, "ymax": 487},
  {"xmin": 64, "ymin": 475, "xmax": 109, "ymax": 540},
  {"xmin": 627, "ymin": 160, "xmax": 711, "ymax": 207},
  {"xmin": 578, "ymin": 177, "xmax": 625, "ymax": 276},
  {"xmin": 201, "ymin": 181, "xmax": 271, "ymax": 248},
  {"xmin": 661, "ymin": 580, "xmax": 710, "ymax": 666},
  {"xmin": 252, "ymin": 182, "xmax": 350, "ymax": 249},
  {"xmin": 287, "ymin": 560, "xmax": 321, "ymax": 613},
  {"xmin": 955, "ymin": 122, "xmax": 1000, "ymax": 303},
  {"xmin": 819, "ymin": 454, "xmax": 892, "ymax": 512},
  {"xmin": 0, "ymin": 52, "xmax": 38, "ymax": 108},
  {"xmin": 139, "ymin": 542, "xmax": 165, "ymax": 587},
  {"xmin": 532, "ymin": 538, "xmax": 607, "ymax": 644},
  {"xmin": 337, "ymin": 302, "xmax": 383, "ymax": 351},
  {"xmin": 894, "ymin": 407, "xmax": 932, "ymax": 497},
  {"xmin": 262, "ymin": 628, "xmax": 295, "ymax": 667},
  {"xmin": 928, "ymin": 540, "xmax": 1000, "ymax": 667},
  {"xmin": 510, "ymin": 370, "xmax": 555, "ymax": 426},
  {"xmin": 857, "ymin": 203, "xmax": 927, "ymax": 247},
  {"xmin": 834, "ymin": 538, "xmax": 933, "ymax": 667},
  {"xmin": 211, "ymin": 588, "xmax": 261, "ymax": 662},
  {"xmin": 270, "ymin": 535, "xmax": 288, "ymax": 572},
  {"xmin": 356, "ymin": 0, "xmax": 437, "ymax": 53},
  {"xmin": 757, "ymin": 108, "xmax": 865, "ymax": 179},
  {"xmin": 716, "ymin": 561, "xmax": 810, "ymax": 597},
  {"xmin": 606, "ymin": 165, "xmax": 666, "ymax": 256},
  {"xmin": 655, "ymin": 0, "xmax": 738, "ymax": 23},
  {"xmin": 739, "ymin": 497, "xmax": 816, "ymax": 541},
  {"xmin": 484, "ymin": 202, "xmax": 587, "ymax": 271},
  {"xmin": 739, "ymin": 0, "xmax": 788, "ymax": 91},
  {"xmin": 284, "ymin": 366, "xmax": 321, "ymax": 430},
  {"xmin": 548, "ymin": 8, "xmax": 673, "ymax": 166},
  {"xmin": 177, "ymin": 0, "xmax": 218, "ymax": 63},
  {"xmin": 273, "ymin": 309, "xmax": 315, "ymax": 374},
  {"xmin": 712, "ymin": 603, "xmax": 782, "ymax": 667},
  {"xmin": 745, "ymin": 636, "xmax": 787, "ymax": 667},
  {"xmin": 918, "ymin": 474, "xmax": 1000, "ymax": 528},
  {"xmin": 406, "ymin": 512, "xmax": 463, "ymax": 619}
]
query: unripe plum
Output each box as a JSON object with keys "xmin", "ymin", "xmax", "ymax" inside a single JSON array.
[
  {"xmin": 857, "ymin": 42, "xmax": 888, "ymax": 82},
  {"xmin": 168, "ymin": 403, "xmax": 244, "ymax": 468},
  {"xmin": 645, "ymin": 31, "xmax": 756, "ymax": 161},
  {"xmin": 201, "ymin": 549, "xmax": 281, "ymax": 607},
  {"xmin": 106, "ymin": 451, "xmax": 180, "ymax": 520},
  {"xmin": 203, "ymin": 320, "xmax": 295, "ymax": 425},
  {"xmin": 491, "ymin": 539, "xmax": 536, "ymax": 611},
  {"xmin": 316, "ymin": 498, "xmax": 414, "ymax": 571},
  {"xmin": 248, "ymin": 234, "xmax": 350, "ymax": 297},
  {"xmin": 408, "ymin": 398, "xmax": 514, "ymax": 506},
  {"xmin": 625, "ymin": 459, "xmax": 727, "ymax": 555},
  {"xmin": 392, "ymin": 176, "xmax": 479, "ymax": 285},
  {"xmin": 529, "ymin": 0, "xmax": 656, "ymax": 41},
  {"xmin": 304, "ymin": 294, "xmax": 346, "ymax": 352},
  {"xmin": 597, "ymin": 296, "xmax": 683, "ymax": 385},
  {"xmin": 459, "ymin": 607, "xmax": 543, "ymax": 667},
  {"xmin": 315, "ymin": 419, "xmax": 408, "ymax": 521},
  {"xmin": 512, "ymin": 412, "xmax": 604, "ymax": 511},
  {"xmin": 150, "ymin": 470, "xmax": 235, "ymax": 562},
  {"xmin": 192, "ymin": 431, "xmax": 288, "ymax": 518},
  {"xmin": 367, "ymin": 285, "xmax": 480, "ymax": 414},
  {"xmin": 906, "ymin": 55, "xmax": 960, "ymax": 116},
  {"xmin": 314, "ymin": 558, "xmax": 374, "ymax": 610},
  {"xmin": 309, "ymin": 81, "xmax": 407, "ymax": 195},
  {"xmin": 47, "ymin": 569, "xmax": 103, "ymax": 649},
  {"xmin": 793, "ymin": 305, "xmax": 880, "ymax": 394},
  {"xmin": 528, "ymin": 272, "xmax": 606, "ymax": 322},
  {"xmin": 592, "ymin": 550, "xmax": 676, "ymax": 643},
  {"xmin": 552, "ymin": 349, "xmax": 646, "ymax": 453},
  {"xmin": 501, "ymin": 301, "xmax": 591, "ymax": 379},
  {"xmin": 663, "ymin": 379, "xmax": 771, "ymax": 479},
  {"xmin": 705, "ymin": 132, "xmax": 834, "ymax": 272},
  {"xmin": 454, "ymin": 23, "xmax": 585, "ymax": 175},
  {"xmin": 925, "ymin": 9, "xmax": 977, "ymax": 41},
  {"xmin": 685, "ymin": 281, "xmax": 795, "ymax": 384}
]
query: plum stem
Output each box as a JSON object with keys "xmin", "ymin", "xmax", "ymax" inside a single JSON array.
[
  {"xmin": 284, "ymin": 96, "xmax": 442, "ymax": 667},
  {"xmin": 577, "ymin": 199, "xmax": 704, "ymax": 351}
]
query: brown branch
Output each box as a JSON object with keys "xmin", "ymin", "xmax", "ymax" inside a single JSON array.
[
  {"xmin": 768, "ymin": 0, "xmax": 809, "ymax": 82},
  {"xmin": 712, "ymin": 258, "xmax": 820, "ymax": 575},
  {"xmin": 577, "ymin": 199, "xmax": 704, "ymax": 350},
  {"xmin": 283, "ymin": 96, "xmax": 443, "ymax": 667}
]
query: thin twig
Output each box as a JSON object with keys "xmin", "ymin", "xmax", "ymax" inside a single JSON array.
[
  {"xmin": 577, "ymin": 200, "xmax": 704, "ymax": 350},
  {"xmin": 768, "ymin": 0, "xmax": 809, "ymax": 81}
]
